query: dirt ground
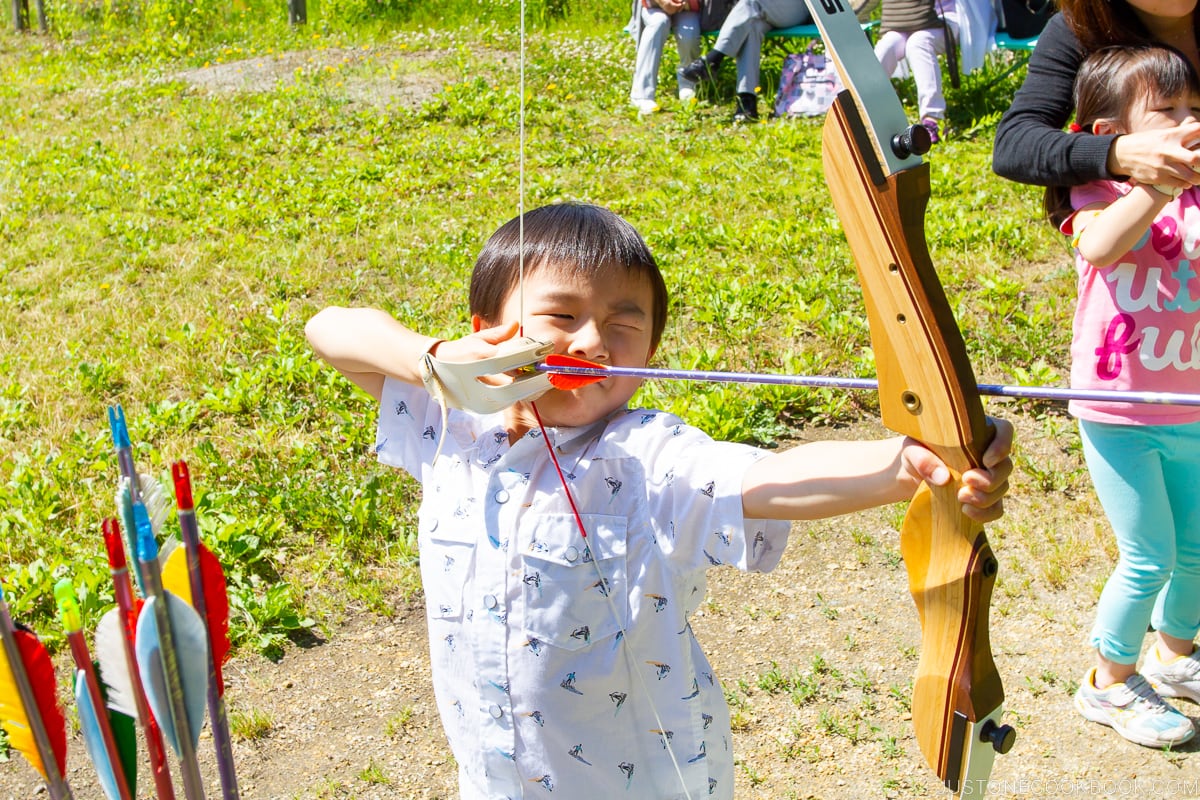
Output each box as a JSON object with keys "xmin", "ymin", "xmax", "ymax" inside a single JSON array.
[{"xmin": 2, "ymin": 415, "xmax": 1198, "ymax": 800}]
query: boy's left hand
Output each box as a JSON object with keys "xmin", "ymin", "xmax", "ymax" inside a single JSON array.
[{"xmin": 901, "ymin": 417, "xmax": 1014, "ymax": 523}]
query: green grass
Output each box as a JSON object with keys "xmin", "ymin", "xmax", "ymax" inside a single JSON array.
[{"xmin": 1, "ymin": 0, "xmax": 1069, "ymax": 652}]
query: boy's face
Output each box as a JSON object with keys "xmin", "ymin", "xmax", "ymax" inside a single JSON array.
[{"xmin": 474, "ymin": 264, "xmax": 658, "ymax": 428}]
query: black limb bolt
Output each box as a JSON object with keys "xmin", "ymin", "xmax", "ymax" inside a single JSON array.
[
  {"xmin": 979, "ymin": 719, "xmax": 1016, "ymax": 754},
  {"xmin": 892, "ymin": 124, "xmax": 932, "ymax": 158}
]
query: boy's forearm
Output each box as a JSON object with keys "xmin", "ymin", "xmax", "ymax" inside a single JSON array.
[
  {"xmin": 1076, "ymin": 185, "xmax": 1170, "ymax": 266},
  {"xmin": 742, "ymin": 437, "xmax": 918, "ymax": 520},
  {"xmin": 305, "ymin": 307, "xmax": 440, "ymax": 399}
]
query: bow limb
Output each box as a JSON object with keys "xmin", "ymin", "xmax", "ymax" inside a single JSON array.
[{"xmin": 804, "ymin": 0, "xmax": 1015, "ymax": 795}]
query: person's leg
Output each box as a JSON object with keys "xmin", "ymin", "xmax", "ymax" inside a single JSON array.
[
  {"xmin": 873, "ymin": 30, "xmax": 907, "ymax": 79},
  {"xmin": 732, "ymin": 17, "xmax": 768, "ymax": 96},
  {"xmin": 760, "ymin": 0, "xmax": 810, "ymax": 29},
  {"xmin": 730, "ymin": 0, "xmax": 807, "ymax": 101},
  {"xmin": 674, "ymin": 10, "xmax": 702, "ymax": 98},
  {"xmin": 1074, "ymin": 420, "xmax": 1195, "ymax": 747},
  {"xmin": 713, "ymin": 0, "xmax": 760, "ymax": 58},
  {"xmin": 1081, "ymin": 421, "xmax": 1177, "ymax": 677},
  {"xmin": 904, "ymin": 25, "xmax": 949, "ymax": 121},
  {"xmin": 681, "ymin": 0, "xmax": 760, "ymax": 81},
  {"xmin": 1142, "ymin": 421, "xmax": 1200, "ymax": 701},
  {"xmin": 631, "ymin": 6, "xmax": 672, "ymax": 108}
]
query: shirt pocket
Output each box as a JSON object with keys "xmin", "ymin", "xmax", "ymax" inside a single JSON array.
[
  {"xmin": 419, "ymin": 512, "xmax": 477, "ymax": 623},
  {"xmin": 520, "ymin": 514, "xmax": 628, "ymax": 651}
]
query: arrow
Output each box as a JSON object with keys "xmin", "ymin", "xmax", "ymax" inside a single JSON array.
[
  {"xmin": 162, "ymin": 460, "xmax": 240, "ymax": 800},
  {"xmin": 54, "ymin": 579, "xmax": 135, "ymax": 800},
  {"xmin": 133, "ymin": 501, "xmax": 211, "ymax": 800},
  {"xmin": 0, "ymin": 582, "xmax": 72, "ymax": 800},
  {"xmin": 537, "ymin": 354, "xmax": 1200, "ymax": 407},
  {"xmin": 99, "ymin": 517, "xmax": 177, "ymax": 800}
]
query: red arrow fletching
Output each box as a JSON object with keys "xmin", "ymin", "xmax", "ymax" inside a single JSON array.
[{"xmin": 542, "ymin": 354, "xmax": 608, "ymax": 390}]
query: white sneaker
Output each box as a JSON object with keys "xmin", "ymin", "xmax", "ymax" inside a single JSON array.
[
  {"xmin": 678, "ymin": 87, "xmax": 696, "ymax": 102},
  {"xmin": 631, "ymin": 98, "xmax": 659, "ymax": 115},
  {"xmin": 1073, "ymin": 670, "xmax": 1195, "ymax": 748},
  {"xmin": 1144, "ymin": 644, "xmax": 1200, "ymax": 703}
]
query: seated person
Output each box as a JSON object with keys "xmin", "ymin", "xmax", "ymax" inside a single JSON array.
[
  {"xmin": 626, "ymin": 0, "xmax": 702, "ymax": 115},
  {"xmin": 874, "ymin": 0, "xmax": 994, "ymax": 143},
  {"xmin": 681, "ymin": 0, "xmax": 812, "ymax": 121}
]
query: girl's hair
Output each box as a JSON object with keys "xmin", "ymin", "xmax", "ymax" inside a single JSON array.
[
  {"xmin": 1044, "ymin": 44, "xmax": 1200, "ymax": 226},
  {"xmin": 1058, "ymin": 0, "xmax": 1200, "ymax": 53},
  {"xmin": 469, "ymin": 202, "xmax": 670, "ymax": 349}
]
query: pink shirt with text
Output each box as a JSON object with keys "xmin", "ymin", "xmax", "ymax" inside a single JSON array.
[{"xmin": 1066, "ymin": 180, "xmax": 1200, "ymax": 425}]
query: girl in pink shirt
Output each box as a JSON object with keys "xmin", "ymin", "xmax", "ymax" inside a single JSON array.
[{"xmin": 1046, "ymin": 43, "xmax": 1200, "ymax": 749}]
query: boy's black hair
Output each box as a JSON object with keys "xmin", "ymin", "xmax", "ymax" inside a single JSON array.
[
  {"xmin": 469, "ymin": 203, "xmax": 669, "ymax": 349},
  {"xmin": 1045, "ymin": 44, "xmax": 1200, "ymax": 227}
]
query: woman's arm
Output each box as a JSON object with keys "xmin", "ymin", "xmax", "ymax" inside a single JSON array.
[
  {"xmin": 993, "ymin": 15, "xmax": 1116, "ymax": 186},
  {"xmin": 994, "ymin": 14, "xmax": 1200, "ymax": 188}
]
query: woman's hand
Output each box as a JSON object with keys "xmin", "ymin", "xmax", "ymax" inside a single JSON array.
[
  {"xmin": 901, "ymin": 417, "xmax": 1015, "ymax": 524},
  {"xmin": 1107, "ymin": 122, "xmax": 1200, "ymax": 190},
  {"xmin": 654, "ymin": 0, "xmax": 687, "ymax": 13}
]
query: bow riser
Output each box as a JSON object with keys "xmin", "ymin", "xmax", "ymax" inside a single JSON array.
[
  {"xmin": 822, "ymin": 100, "xmax": 991, "ymax": 467},
  {"xmin": 822, "ymin": 91, "xmax": 1012, "ymax": 796},
  {"xmin": 903, "ymin": 485, "xmax": 1003, "ymax": 792}
]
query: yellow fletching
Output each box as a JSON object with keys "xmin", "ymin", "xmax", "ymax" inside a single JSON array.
[
  {"xmin": 0, "ymin": 628, "xmax": 65, "ymax": 777},
  {"xmin": 161, "ymin": 545, "xmax": 195, "ymax": 607},
  {"xmin": 0, "ymin": 641, "xmax": 49, "ymax": 779}
]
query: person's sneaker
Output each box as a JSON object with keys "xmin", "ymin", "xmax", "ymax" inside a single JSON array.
[
  {"xmin": 920, "ymin": 116, "xmax": 941, "ymax": 145},
  {"xmin": 631, "ymin": 98, "xmax": 660, "ymax": 116},
  {"xmin": 1143, "ymin": 645, "xmax": 1200, "ymax": 704},
  {"xmin": 1073, "ymin": 670, "xmax": 1196, "ymax": 748},
  {"xmin": 733, "ymin": 93, "xmax": 759, "ymax": 123},
  {"xmin": 681, "ymin": 57, "xmax": 714, "ymax": 83}
]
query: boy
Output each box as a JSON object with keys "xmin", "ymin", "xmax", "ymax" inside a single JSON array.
[{"xmin": 306, "ymin": 202, "xmax": 1013, "ymax": 799}]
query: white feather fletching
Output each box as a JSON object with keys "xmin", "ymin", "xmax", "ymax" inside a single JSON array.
[
  {"xmin": 94, "ymin": 608, "xmax": 139, "ymax": 718},
  {"xmin": 115, "ymin": 473, "xmax": 172, "ymax": 536}
]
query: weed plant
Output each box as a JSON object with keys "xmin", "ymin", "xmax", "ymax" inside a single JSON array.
[{"xmin": 1, "ymin": 0, "xmax": 1066, "ymax": 656}]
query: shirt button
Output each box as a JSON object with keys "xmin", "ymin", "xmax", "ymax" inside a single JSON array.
[
  {"xmin": 494, "ymin": 489, "xmax": 510, "ymax": 504},
  {"xmin": 489, "ymin": 704, "xmax": 503, "ymax": 719},
  {"xmin": 564, "ymin": 546, "xmax": 579, "ymax": 563},
  {"xmin": 484, "ymin": 594, "xmax": 498, "ymax": 610}
]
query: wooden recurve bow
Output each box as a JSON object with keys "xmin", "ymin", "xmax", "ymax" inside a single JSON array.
[{"xmin": 802, "ymin": 1, "xmax": 1017, "ymax": 795}]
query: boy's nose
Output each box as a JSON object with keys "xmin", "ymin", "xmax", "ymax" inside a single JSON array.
[{"xmin": 568, "ymin": 320, "xmax": 607, "ymax": 362}]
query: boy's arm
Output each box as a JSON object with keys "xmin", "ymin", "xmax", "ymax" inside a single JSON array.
[
  {"xmin": 305, "ymin": 307, "xmax": 444, "ymax": 400},
  {"xmin": 741, "ymin": 420, "xmax": 1013, "ymax": 522},
  {"xmin": 1073, "ymin": 184, "xmax": 1171, "ymax": 267}
]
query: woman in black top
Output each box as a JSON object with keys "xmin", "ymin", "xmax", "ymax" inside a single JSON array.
[{"xmin": 993, "ymin": 0, "xmax": 1200, "ymax": 190}]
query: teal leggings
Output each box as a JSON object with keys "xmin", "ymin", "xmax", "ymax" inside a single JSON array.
[{"xmin": 1080, "ymin": 419, "xmax": 1200, "ymax": 664}]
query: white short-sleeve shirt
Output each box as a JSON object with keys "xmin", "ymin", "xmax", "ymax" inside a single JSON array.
[{"xmin": 376, "ymin": 378, "xmax": 791, "ymax": 799}]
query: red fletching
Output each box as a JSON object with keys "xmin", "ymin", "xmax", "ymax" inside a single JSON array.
[
  {"xmin": 543, "ymin": 354, "xmax": 608, "ymax": 390},
  {"xmin": 198, "ymin": 545, "xmax": 231, "ymax": 696},
  {"xmin": 0, "ymin": 627, "xmax": 68, "ymax": 780}
]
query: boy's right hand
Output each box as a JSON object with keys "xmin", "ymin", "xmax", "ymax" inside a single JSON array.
[{"xmin": 431, "ymin": 321, "xmax": 524, "ymax": 367}]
